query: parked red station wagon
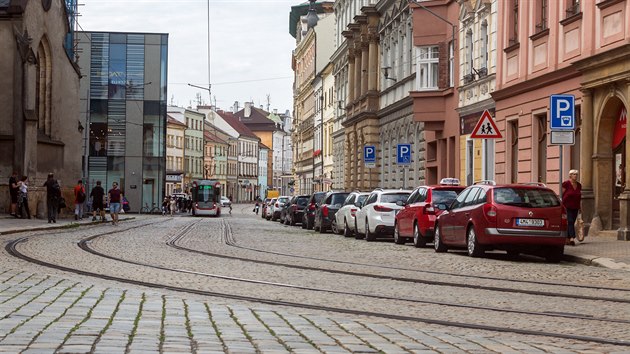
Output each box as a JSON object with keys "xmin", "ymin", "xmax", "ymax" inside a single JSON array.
[
  {"xmin": 434, "ymin": 181, "xmax": 567, "ymax": 262},
  {"xmin": 394, "ymin": 178, "xmax": 465, "ymax": 247}
]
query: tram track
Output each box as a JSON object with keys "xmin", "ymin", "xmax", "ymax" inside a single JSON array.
[{"xmin": 4, "ymin": 218, "xmax": 630, "ymax": 347}]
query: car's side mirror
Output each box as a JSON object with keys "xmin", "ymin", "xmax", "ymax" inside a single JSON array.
[{"xmin": 437, "ymin": 203, "xmax": 448, "ymax": 211}]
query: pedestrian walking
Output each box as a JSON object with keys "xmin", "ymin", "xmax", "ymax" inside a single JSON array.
[
  {"xmin": 562, "ymin": 169, "xmax": 582, "ymax": 246},
  {"xmin": 16, "ymin": 176, "xmax": 31, "ymax": 219},
  {"xmin": 8, "ymin": 171, "xmax": 19, "ymax": 217},
  {"xmin": 169, "ymin": 196, "xmax": 176, "ymax": 216},
  {"xmin": 43, "ymin": 173, "xmax": 61, "ymax": 223},
  {"xmin": 73, "ymin": 180, "xmax": 86, "ymax": 220},
  {"xmin": 90, "ymin": 181, "xmax": 106, "ymax": 222},
  {"xmin": 108, "ymin": 182, "xmax": 122, "ymax": 226}
]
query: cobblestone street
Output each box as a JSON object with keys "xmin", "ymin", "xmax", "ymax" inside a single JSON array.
[{"xmin": 1, "ymin": 207, "xmax": 630, "ymax": 353}]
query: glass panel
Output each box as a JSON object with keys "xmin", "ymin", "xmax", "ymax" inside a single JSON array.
[
  {"xmin": 90, "ymin": 123, "xmax": 107, "ymax": 157},
  {"xmin": 160, "ymin": 44, "xmax": 168, "ymax": 102},
  {"xmin": 108, "ymin": 43, "xmax": 127, "ymax": 99},
  {"xmin": 90, "ymin": 33, "xmax": 109, "ymax": 99},
  {"xmin": 493, "ymin": 188, "xmax": 560, "ymax": 208},
  {"xmin": 107, "ymin": 156, "xmax": 125, "ymax": 195},
  {"xmin": 127, "ymin": 34, "xmax": 145, "ymax": 45},
  {"xmin": 143, "ymin": 101, "xmax": 163, "ymax": 157},
  {"xmin": 126, "ymin": 44, "xmax": 145, "ymax": 100},
  {"xmin": 107, "ymin": 101, "xmax": 126, "ymax": 156},
  {"xmin": 430, "ymin": 62, "xmax": 439, "ymax": 87},
  {"xmin": 432, "ymin": 190, "xmax": 459, "ymax": 205},
  {"xmin": 381, "ymin": 193, "xmax": 410, "ymax": 203},
  {"xmin": 110, "ymin": 33, "xmax": 127, "ymax": 44},
  {"xmin": 331, "ymin": 193, "xmax": 349, "ymax": 205},
  {"xmin": 88, "ymin": 157, "xmax": 107, "ymax": 191}
]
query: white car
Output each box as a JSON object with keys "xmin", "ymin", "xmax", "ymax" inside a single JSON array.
[
  {"xmin": 270, "ymin": 196, "xmax": 291, "ymax": 221},
  {"xmin": 220, "ymin": 196, "xmax": 231, "ymax": 207},
  {"xmin": 265, "ymin": 198, "xmax": 277, "ymax": 220},
  {"xmin": 355, "ymin": 189, "xmax": 412, "ymax": 241},
  {"xmin": 335, "ymin": 192, "xmax": 370, "ymax": 237}
]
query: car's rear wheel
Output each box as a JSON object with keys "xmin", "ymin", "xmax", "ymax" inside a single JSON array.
[
  {"xmin": 394, "ymin": 223, "xmax": 405, "ymax": 244},
  {"xmin": 434, "ymin": 224, "xmax": 447, "ymax": 253},
  {"xmin": 413, "ymin": 223, "xmax": 427, "ymax": 248},
  {"xmin": 344, "ymin": 219, "xmax": 353, "ymax": 237},
  {"xmin": 331, "ymin": 219, "xmax": 340, "ymax": 234},
  {"xmin": 365, "ymin": 219, "xmax": 375, "ymax": 242},
  {"xmin": 467, "ymin": 226, "xmax": 484, "ymax": 257}
]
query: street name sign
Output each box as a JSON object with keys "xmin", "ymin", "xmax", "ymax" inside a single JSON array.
[
  {"xmin": 550, "ymin": 130, "xmax": 575, "ymax": 145},
  {"xmin": 364, "ymin": 145, "xmax": 376, "ymax": 168},
  {"xmin": 470, "ymin": 110, "xmax": 502, "ymax": 139},
  {"xmin": 397, "ymin": 144, "xmax": 411, "ymax": 165},
  {"xmin": 550, "ymin": 94, "xmax": 575, "ymax": 130}
]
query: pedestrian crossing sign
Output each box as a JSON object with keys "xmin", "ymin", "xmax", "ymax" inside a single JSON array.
[{"xmin": 470, "ymin": 110, "xmax": 502, "ymax": 139}]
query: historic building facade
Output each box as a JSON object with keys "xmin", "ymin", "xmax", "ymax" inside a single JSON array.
[
  {"xmin": 457, "ymin": 0, "xmax": 497, "ymax": 185},
  {"xmin": 410, "ymin": 0, "xmax": 461, "ymax": 185},
  {"xmin": 492, "ymin": 0, "xmax": 630, "ymax": 239},
  {"xmin": 377, "ymin": 0, "xmax": 423, "ymax": 189},
  {"xmin": 78, "ymin": 32, "xmax": 168, "ymax": 212},
  {"xmin": 166, "ymin": 115, "xmax": 185, "ymax": 195},
  {"xmin": 0, "ymin": 0, "xmax": 81, "ymax": 216}
]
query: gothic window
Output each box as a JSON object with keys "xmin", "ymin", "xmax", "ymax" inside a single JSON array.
[{"xmin": 36, "ymin": 36, "xmax": 52, "ymax": 136}]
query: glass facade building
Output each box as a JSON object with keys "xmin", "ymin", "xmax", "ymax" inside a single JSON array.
[{"xmin": 78, "ymin": 32, "xmax": 168, "ymax": 212}]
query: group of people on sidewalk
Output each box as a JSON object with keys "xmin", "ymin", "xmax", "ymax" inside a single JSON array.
[{"xmin": 7, "ymin": 172, "xmax": 123, "ymax": 226}]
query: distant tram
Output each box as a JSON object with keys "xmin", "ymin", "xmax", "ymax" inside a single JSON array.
[{"xmin": 191, "ymin": 180, "xmax": 222, "ymax": 217}]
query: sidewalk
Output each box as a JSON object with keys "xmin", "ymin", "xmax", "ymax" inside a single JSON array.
[{"xmin": 2, "ymin": 214, "xmax": 630, "ymax": 270}]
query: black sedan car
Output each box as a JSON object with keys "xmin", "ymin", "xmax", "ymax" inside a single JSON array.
[
  {"xmin": 314, "ymin": 191, "xmax": 349, "ymax": 233},
  {"xmin": 283, "ymin": 195, "xmax": 310, "ymax": 226}
]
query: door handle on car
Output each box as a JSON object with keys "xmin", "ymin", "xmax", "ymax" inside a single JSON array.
[{"xmin": 465, "ymin": 213, "xmax": 470, "ymax": 217}]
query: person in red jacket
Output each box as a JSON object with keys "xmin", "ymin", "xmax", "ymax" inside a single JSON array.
[{"xmin": 73, "ymin": 180, "xmax": 86, "ymax": 220}]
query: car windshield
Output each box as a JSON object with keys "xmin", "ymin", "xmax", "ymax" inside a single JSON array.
[
  {"xmin": 381, "ymin": 193, "xmax": 410, "ymax": 204},
  {"xmin": 330, "ymin": 193, "xmax": 349, "ymax": 205},
  {"xmin": 493, "ymin": 187, "xmax": 561, "ymax": 208},
  {"xmin": 297, "ymin": 197, "xmax": 309, "ymax": 206},
  {"xmin": 278, "ymin": 197, "xmax": 290, "ymax": 203},
  {"xmin": 432, "ymin": 190, "xmax": 459, "ymax": 205},
  {"xmin": 314, "ymin": 193, "xmax": 326, "ymax": 203}
]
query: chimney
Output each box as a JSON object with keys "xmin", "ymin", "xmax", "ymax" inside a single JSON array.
[
  {"xmin": 273, "ymin": 109, "xmax": 278, "ymax": 115},
  {"xmin": 233, "ymin": 101, "xmax": 239, "ymax": 114},
  {"xmin": 244, "ymin": 102, "xmax": 252, "ymax": 118}
]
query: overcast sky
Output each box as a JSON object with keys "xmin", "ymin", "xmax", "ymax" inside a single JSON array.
[{"xmin": 80, "ymin": 0, "xmax": 299, "ymax": 114}]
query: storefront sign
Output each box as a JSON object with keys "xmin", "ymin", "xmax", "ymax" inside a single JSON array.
[{"xmin": 166, "ymin": 174, "xmax": 182, "ymax": 182}]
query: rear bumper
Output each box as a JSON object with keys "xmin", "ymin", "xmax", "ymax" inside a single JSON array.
[
  {"xmin": 483, "ymin": 228, "xmax": 567, "ymax": 245},
  {"xmin": 375, "ymin": 225, "xmax": 395, "ymax": 235}
]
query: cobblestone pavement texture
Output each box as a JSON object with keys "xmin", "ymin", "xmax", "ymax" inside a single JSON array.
[{"xmin": 0, "ymin": 205, "xmax": 629, "ymax": 353}]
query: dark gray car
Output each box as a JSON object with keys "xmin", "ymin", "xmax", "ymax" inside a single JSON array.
[{"xmin": 314, "ymin": 191, "xmax": 350, "ymax": 234}]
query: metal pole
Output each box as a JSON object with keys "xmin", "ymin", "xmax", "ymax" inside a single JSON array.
[{"xmin": 559, "ymin": 145, "xmax": 563, "ymax": 198}]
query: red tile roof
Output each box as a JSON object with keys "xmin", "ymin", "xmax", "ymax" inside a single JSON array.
[
  {"xmin": 216, "ymin": 111, "xmax": 260, "ymax": 140},
  {"xmin": 204, "ymin": 131, "xmax": 228, "ymax": 145},
  {"xmin": 167, "ymin": 114, "xmax": 187, "ymax": 128}
]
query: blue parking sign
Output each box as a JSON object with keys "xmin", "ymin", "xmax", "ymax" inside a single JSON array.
[
  {"xmin": 364, "ymin": 145, "xmax": 376, "ymax": 167},
  {"xmin": 397, "ymin": 144, "xmax": 411, "ymax": 165},
  {"xmin": 550, "ymin": 94, "xmax": 575, "ymax": 130}
]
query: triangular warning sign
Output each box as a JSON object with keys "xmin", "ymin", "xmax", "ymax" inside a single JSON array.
[{"xmin": 470, "ymin": 110, "xmax": 502, "ymax": 139}]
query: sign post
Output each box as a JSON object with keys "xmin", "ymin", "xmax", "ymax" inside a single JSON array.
[
  {"xmin": 550, "ymin": 94, "xmax": 575, "ymax": 197},
  {"xmin": 397, "ymin": 144, "xmax": 411, "ymax": 189},
  {"xmin": 364, "ymin": 145, "xmax": 376, "ymax": 169}
]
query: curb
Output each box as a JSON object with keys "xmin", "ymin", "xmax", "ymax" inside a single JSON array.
[
  {"xmin": 563, "ymin": 253, "xmax": 630, "ymax": 271},
  {"xmin": 0, "ymin": 217, "xmax": 136, "ymax": 236}
]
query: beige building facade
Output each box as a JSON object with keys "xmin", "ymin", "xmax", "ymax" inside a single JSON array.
[
  {"xmin": 166, "ymin": 115, "xmax": 185, "ymax": 195},
  {"xmin": 0, "ymin": 0, "xmax": 81, "ymax": 216}
]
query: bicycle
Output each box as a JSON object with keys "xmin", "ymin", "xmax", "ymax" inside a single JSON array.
[{"xmin": 140, "ymin": 202, "xmax": 161, "ymax": 214}]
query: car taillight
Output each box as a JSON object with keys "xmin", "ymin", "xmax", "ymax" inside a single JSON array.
[
  {"xmin": 561, "ymin": 208, "xmax": 568, "ymax": 226},
  {"xmin": 350, "ymin": 208, "xmax": 357, "ymax": 217},
  {"xmin": 322, "ymin": 205, "xmax": 329, "ymax": 217},
  {"xmin": 423, "ymin": 205, "xmax": 435, "ymax": 215},
  {"xmin": 275, "ymin": 203, "xmax": 279, "ymax": 207},
  {"xmin": 374, "ymin": 205, "xmax": 393, "ymax": 212},
  {"xmin": 483, "ymin": 203, "xmax": 497, "ymax": 223},
  {"xmin": 309, "ymin": 203, "xmax": 316, "ymax": 211},
  {"xmin": 195, "ymin": 203, "xmax": 199, "ymax": 208}
]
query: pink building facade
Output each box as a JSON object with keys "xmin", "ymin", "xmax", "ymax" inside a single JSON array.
[{"xmin": 492, "ymin": 0, "xmax": 630, "ymax": 239}]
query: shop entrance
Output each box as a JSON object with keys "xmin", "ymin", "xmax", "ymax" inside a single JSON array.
[{"xmin": 611, "ymin": 106, "xmax": 627, "ymax": 229}]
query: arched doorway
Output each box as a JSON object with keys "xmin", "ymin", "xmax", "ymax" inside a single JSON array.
[{"xmin": 595, "ymin": 96, "xmax": 627, "ymax": 229}]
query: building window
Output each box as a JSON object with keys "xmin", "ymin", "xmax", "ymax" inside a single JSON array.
[
  {"xmin": 536, "ymin": 0, "xmax": 548, "ymax": 32},
  {"xmin": 417, "ymin": 46, "xmax": 439, "ymax": 89},
  {"xmin": 536, "ymin": 114, "xmax": 547, "ymax": 182},
  {"xmin": 448, "ymin": 41, "xmax": 454, "ymax": 87},
  {"xmin": 509, "ymin": 0, "xmax": 519, "ymax": 44},
  {"xmin": 566, "ymin": 0, "xmax": 580, "ymax": 17},
  {"xmin": 481, "ymin": 21, "xmax": 488, "ymax": 69},
  {"xmin": 466, "ymin": 29, "xmax": 474, "ymax": 76},
  {"xmin": 36, "ymin": 37, "xmax": 52, "ymax": 136},
  {"xmin": 509, "ymin": 120, "xmax": 519, "ymax": 183}
]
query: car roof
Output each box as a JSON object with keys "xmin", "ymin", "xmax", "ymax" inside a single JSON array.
[{"xmin": 376, "ymin": 189, "xmax": 413, "ymax": 194}]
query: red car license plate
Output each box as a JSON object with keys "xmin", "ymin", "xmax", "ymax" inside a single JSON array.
[{"xmin": 516, "ymin": 218, "xmax": 544, "ymax": 227}]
